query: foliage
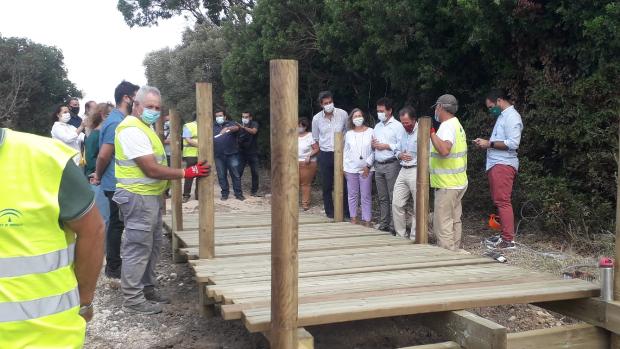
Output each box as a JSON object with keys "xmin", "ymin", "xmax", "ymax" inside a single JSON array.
[
  {"xmin": 0, "ymin": 35, "xmax": 81, "ymax": 135},
  {"xmin": 128, "ymin": 0, "xmax": 620, "ymax": 238}
]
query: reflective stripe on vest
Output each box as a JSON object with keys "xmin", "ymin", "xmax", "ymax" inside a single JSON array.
[
  {"xmin": 0, "ymin": 243, "xmax": 75, "ymax": 278},
  {"xmin": 114, "ymin": 116, "xmax": 169, "ymax": 195},
  {"xmin": 0, "ymin": 129, "xmax": 85, "ymax": 348},
  {"xmin": 0, "ymin": 288, "xmax": 79, "ymax": 323},
  {"xmin": 430, "ymin": 117, "xmax": 468, "ymax": 188},
  {"xmin": 182, "ymin": 121, "xmax": 198, "ymax": 157}
]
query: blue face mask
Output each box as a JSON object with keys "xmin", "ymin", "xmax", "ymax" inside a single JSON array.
[
  {"xmin": 141, "ymin": 108, "xmax": 161, "ymax": 125},
  {"xmin": 434, "ymin": 113, "xmax": 440, "ymax": 122}
]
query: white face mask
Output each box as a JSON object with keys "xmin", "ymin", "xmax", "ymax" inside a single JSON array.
[
  {"xmin": 352, "ymin": 117, "xmax": 364, "ymax": 127},
  {"xmin": 216, "ymin": 116, "xmax": 225, "ymax": 125},
  {"xmin": 298, "ymin": 127, "xmax": 306, "ymax": 133},
  {"xmin": 60, "ymin": 113, "xmax": 71, "ymax": 123},
  {"xmin": 323, "ymin": 103, "xmax": 335, "ymax": 114},
  {"xmin": 242, "ymin": 117, "xmax": 250, "ymax": 125},
  {"xmin": 377, "ymin": 112, "xmax": 386, "ymax": 122}
]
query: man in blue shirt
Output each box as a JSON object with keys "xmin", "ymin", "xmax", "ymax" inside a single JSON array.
[
  {"xmin": 93, "ymin": 80, "xmax": 140, "ymax": 279},
  {"xmin": 474, "ymin": 89, "xmax": 524, "ymax": 250},
  {"xmin": 214, "ymin": 110, "xmax": 244, "ymax": 201}
]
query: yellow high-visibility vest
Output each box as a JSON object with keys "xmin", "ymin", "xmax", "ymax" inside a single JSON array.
[
  {"xmin": 114, "ymin": 116, "xmax": 169, "ymax": 195},
  {"xmin": 182, "ymin": 121, "xmax": 198, "ymax": 157},
  {"xmin": 0, "ymin": 129, "xmax": 85, "ymax": 348},
  {"xmin": 430, "ymin": 117, "xmax": 468, "ymax": 188}
]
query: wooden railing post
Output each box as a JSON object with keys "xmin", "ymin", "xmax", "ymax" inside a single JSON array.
[
  {"xmin": 415, "ymin": 116, "xmax": 431, "ymax": 244},
  {"xmin": 196, "ymin": 83, "xmax": 215, "ymax": 260},
  {"xmin": 270, "ymin": 59, "xmax": 299, "ymax": 349},
  {"xmin": 334, "ymin": 132, "xmax": 344, "ymax": 222},
  {"xmin": 155, "ymin": 115, "xmax": 166, "ymax": 214},
  {"xmin": 169, "ymin": 109, "xmax": 184, "ymax": 262}
]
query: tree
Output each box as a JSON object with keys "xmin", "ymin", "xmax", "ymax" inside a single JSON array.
[{"xmin": 0, "ymin": 35, "xmax": 81, "ymax": 135}]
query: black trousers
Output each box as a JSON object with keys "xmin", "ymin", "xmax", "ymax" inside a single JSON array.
[
  {"xmin": 239, "ymin": 152, "xmax": 260, "ymax": 194},
  {"xmin": 318, "ymin": 150, "xmax": 349, "ymax": 218},
  {"xmin": 104, "ymin": 190, "xmax": 124, "ymax": 272},
  {"xmin": 183, "ymin": 157, "xmax": 198, "ymax": 198}
]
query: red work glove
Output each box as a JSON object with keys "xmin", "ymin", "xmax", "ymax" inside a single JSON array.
[
  {"xmin": 184, "ymin": 161, "xmax": 210, "ymax": 179},
  {"xmin": 430, "ymin": 127, "xmax": 436, "ymax": 135}
]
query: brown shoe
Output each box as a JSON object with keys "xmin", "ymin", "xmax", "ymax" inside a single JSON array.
[
  {"xmin": 363, "ymin": 221, "xmax": 372, "ymax": 228},
  {"xmin": 350, "ymin": 217, "xmax": 358, "ymax": 224}
]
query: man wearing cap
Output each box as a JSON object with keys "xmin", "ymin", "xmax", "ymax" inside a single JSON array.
[
  {"xmin": 474, "ymin": 89, "xmax": 523, "ymax": 250},
  {"xmin": 430, "ymin": 94, "xmax": 468, "ymax": 251}
]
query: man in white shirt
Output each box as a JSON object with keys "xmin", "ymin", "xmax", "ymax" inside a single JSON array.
[
  {"xmin": 311, "ymin": 91, "xmax": 349, "ymax": 219},
  {"xmin": 392, "ymin": 106, "xmax": 418, "ymax": 240},
  {"xmin": 474, "ymin": 89, "xmax": 523, "ymax": 250},
  {"xmin": 372, "ymin": 97, "xmax": 405, "ymax": 232}
]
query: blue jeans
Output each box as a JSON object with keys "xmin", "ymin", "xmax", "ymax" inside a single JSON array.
[
  {"xmin": 215, "ymin": 153, "xmax": 243, "ymax": 197},
  {"xmin": 91, "ymin": 184, "xmax": 110, "ymax": 230}
]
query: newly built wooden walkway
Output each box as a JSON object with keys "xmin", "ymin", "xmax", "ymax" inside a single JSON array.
[{"xmin": 164, "ymin": 211, "xmax": 599, "ymax": 336}]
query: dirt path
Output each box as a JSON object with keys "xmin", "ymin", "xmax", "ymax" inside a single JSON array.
[{"xmin": 85, "ymin": 175, "xmax": 601, "ymax": 348}]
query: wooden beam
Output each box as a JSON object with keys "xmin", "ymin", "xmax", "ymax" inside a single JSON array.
[
  {"xmin": 196, "ymin": 82, "xmax": 215, "ymax": 259},
  {"xmin": 421, "ymin": 310, "xmax": 506, "ymax": 349},
  {"xmin": 333, "ymin": 131, "xmax": 344, "ymax": 222},
  {"xmin": 401, "ymin": 324, "xmax": 608, "ymax": 349},
  {"xmin": 169, "ymin": 108, "xmax": 184, "ymax": 263},
  {"xmin": 155, "ymin": 114, "xmax": 167, "ymax": 214},
  {"xmin": 507, "ymin": 323, "xmax": 609, "ymax": 349},
  {"xmin": 537, "ymin": 298, "xmax": 620, "ymax": 336},
  {"xmin": 415, "ymin": 116, "xmax": 431, "ymax": 244},
  {"xmin": 269, "ymin": 59, "xmax": 299, "ymax": 349}
]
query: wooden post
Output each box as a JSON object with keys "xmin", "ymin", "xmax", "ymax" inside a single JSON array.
[
  {"xmin": 169, "ymin": 109, "xmax": 184, "ymax": 262},
  {"xmin": 155, "ymin": 115, "xmax": 167, "ymax": 214},
  {"xmin": 196, "ymin": 83, "xmax": 215, "ymax": 260},
  {"xmin": 270, "ymin": 59, "xmax": 299, "ymax": 349},
  {"xmin": 334, "ymin": 132, "xmax": 344, "ymax": 222},
  {"xmin": 415, "ymin": 116, "xmax": 431, "ymax": 244},
  {"xmin": 613, "ymin": 121, "xmax": 620, "ymax": 348}
]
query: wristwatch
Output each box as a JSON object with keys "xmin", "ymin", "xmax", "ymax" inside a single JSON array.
[
  {"xmin": 490, "ymin": 141, "xmax": 495, "ymax": 149},
  {"xmin": 79, "ymin": 303, "xmax": 93, "ymax": 316}
]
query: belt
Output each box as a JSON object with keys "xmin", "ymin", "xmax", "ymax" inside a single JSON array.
[
  {"xmin": 376, "ymin": 158, "xmax": 397, "ymax": 165},
  {"xmin": 402, "ymin": 165, "xmax": 416, "ymax": 169}
]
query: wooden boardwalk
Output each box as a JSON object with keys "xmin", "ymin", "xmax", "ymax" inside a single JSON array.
[{"xmin": 166, "ymin": 211, "xmax": 599, "ymax": 335}]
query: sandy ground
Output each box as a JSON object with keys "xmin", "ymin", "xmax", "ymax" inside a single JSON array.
[{"xmin": 85, "ymin": 170, "xmax": 601, "ymax": 348}]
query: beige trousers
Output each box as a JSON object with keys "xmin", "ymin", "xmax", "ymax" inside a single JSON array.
[
  {"xmin": 392, "ymin": 167, "xmax": 416, "ymax": 238},
  {"xmin": 433, "ymin": 186, "xmax": 467, "ymax": 251}
]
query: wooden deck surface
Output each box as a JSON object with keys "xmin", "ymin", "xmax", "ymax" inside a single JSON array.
[{"xmin": 166, "ymin": 211, "xmax": 599, "ymax": 333}]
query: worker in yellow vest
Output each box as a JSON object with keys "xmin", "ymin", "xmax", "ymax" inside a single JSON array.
[
  {"xmin": 182, "ymin": 113, "xmax": 199, "ymax": 202},
  {"xmin": 429, "ymin": 94, "xmax": 468, "ymax": 251},
  {"xmin": 113, "ymin": 86, "xmax": 210, "ymax": 315},
  {"xmin": 0, "ymin": 128, "xmax": 105, "ymax": 348}
]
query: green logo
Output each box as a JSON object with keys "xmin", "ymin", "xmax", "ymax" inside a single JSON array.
[{"xmin": 0, "ymin": 208, "xmax": 23, "ymax": 228}]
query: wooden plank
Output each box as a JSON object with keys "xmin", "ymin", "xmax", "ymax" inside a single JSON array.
[
  {"xmin": 415, "ymin": 116, "xmax": 431, "ymax": 244},
  {"xmin": 169, "ymin": 108, "xmax": 184, "ymax": 263},
  {"xmin": 269, "ymin": 58, "xmax": 299, "ymax": 349},
  {"xmin": 507, "ymin": 324, "xmax": 609, "ymax": 349},
  {"xmin": 422, "ymin": 310, "xmax": 506, "ymax": 349},
  {"xmin": 400, "ymin": 342, "xmax": 461, "ymax": 349},
  {"xmin": 242, "ymin": 279, "xmax": 599, "ymax": 332},
  {"xmin": 536, "ymin": 298, "xmax": 620, "ymax": 336},
  {"xmin": 196, "ymin": 82, "xmax": 215, "ymax": 259}
]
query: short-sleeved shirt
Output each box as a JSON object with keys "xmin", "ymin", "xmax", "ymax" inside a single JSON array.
[
  {"xmin": 214, "ymin": 120, "xmax": 239, "ymax": 156},
  {"xmin": 99, "ymin": 108, "xmax": 125, "ymax": 192},
  {"xmin": 436, "ymin": 117, "xmax": 467, "ymax": 190},
  {"xmin": 238, "ymin": 120, "xmax": 259, "ymax": 154},
  {"xmin": 117, "ymin": 127, "xmax": 154, "ymax": 159},
  {"xmin": 311, "ymin": 108, "xmax": 348, "ymax": 152},
  {"xmin": 0, "ymin": 128, "xmax": 94, "ymax": 222}
]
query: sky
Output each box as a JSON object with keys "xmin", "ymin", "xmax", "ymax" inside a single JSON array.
[{"xmin": 0, "ymin": 0, "xmax": 190, "ymax": 107}]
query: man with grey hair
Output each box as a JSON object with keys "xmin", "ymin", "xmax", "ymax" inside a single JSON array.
[
  {"xmin": 429, "ymin": 94, "xmax": 468, "ymax": 251},
  {"xmin": 113, "ymin": 85, "xmax": 211, "ymax": 314}
]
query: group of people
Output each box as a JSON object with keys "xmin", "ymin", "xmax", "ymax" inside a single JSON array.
[
  {"xmin": 299, "ymin": 89, "xmax": 523, "ymax": 251},
  {"xmin": 175, "ymin": 110, "xmax": 261, "ymax": 202}
]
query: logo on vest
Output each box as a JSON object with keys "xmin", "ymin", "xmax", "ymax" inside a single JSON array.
[{"xmin": 0, "ymin": 208, "xmax": 23, "ymax": 228}]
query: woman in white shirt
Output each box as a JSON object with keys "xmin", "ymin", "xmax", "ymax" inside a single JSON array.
[
  {"xmin": 343, "ymin": 108, "xmax": 374, "ymax": 226},
  {"xmin": 51, "ymin": 104, "xmax": 85, "ymax": 165},
  {"xmin": 298, "ymin": 117, "xmax": 319, "ymax": 211}
]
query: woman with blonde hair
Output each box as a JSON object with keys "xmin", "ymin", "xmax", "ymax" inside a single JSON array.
[{"xmin": 343, "ymin": 108, "xmax": 374, "ymax": 226}]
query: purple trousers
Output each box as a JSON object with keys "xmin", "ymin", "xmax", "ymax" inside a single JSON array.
[{"xmin": 345, "ymin": 171, "xmax": 374, "ymax": 222}]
